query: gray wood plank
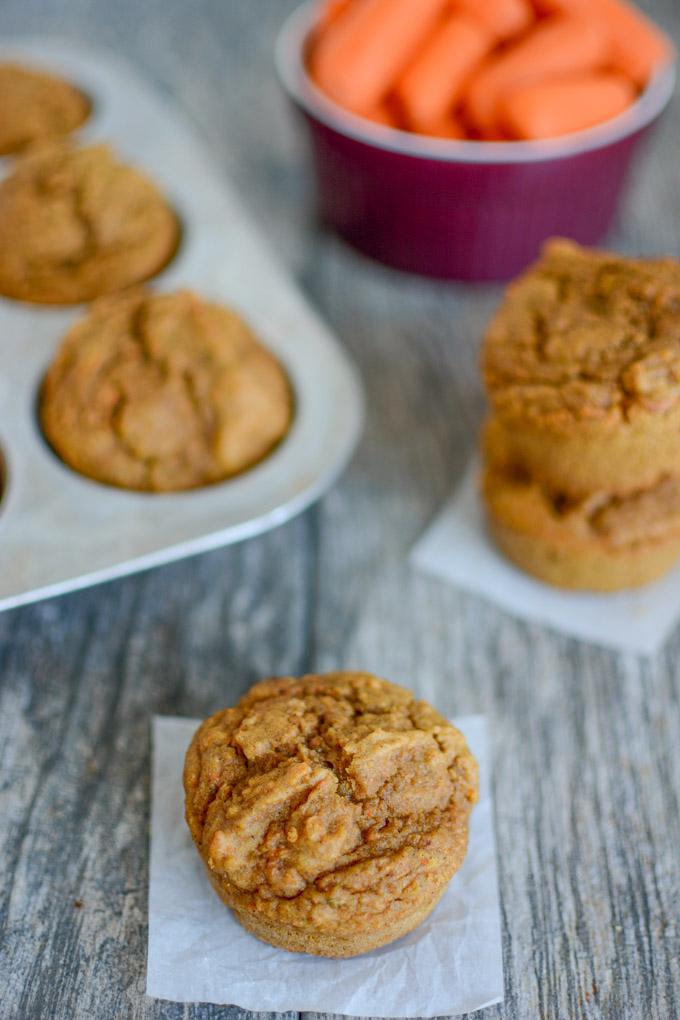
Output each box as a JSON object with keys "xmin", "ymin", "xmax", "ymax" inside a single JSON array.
[{"xmin": 0, "ymin": 1, "xmax": 679, "ymax": 1018}]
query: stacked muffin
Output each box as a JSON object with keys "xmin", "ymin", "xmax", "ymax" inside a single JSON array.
[{"xmin": 481, "ymin": 239, "xmax": 680, "ymax": 591}]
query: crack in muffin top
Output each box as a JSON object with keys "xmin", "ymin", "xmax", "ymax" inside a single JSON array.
[
  {"xmin": 0, "ymin": 63, "xmax": 90, "ymax": 155},
  {"xmin": 184, "ymin": 673, "xmax": 478, "ymax": 921},
  {"xmin": 0, "ymin": 142, "xmax": 179, "ymax": 303},
  {"xmin": 40, "ymin": 288, "xmax": 293, "ymax": 491},
  {"xmin": 483, "ymin": 239, "xmax": 680, "ymax": 430}
]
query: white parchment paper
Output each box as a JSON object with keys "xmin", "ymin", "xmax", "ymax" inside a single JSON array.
[
  {"xmin": 412, "ymin": 461, "xmax": 680, "ymax": 656},
  {"xmin": 147, "ymin": 714, "xmax": 503, "ymax": 1017}
]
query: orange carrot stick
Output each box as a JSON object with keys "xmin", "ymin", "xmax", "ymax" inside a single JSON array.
[
  {"xmin": 594, "ymin": 0, "xmax": 674, "ymax": 85},
  {"xmin": 317, "ymin": 0, "xmax": 354, "ymax": 28},
  {"xmin": 311, "ymin": 0, "xmax": 355, "ymax": 48},
  {"xmin": 454, "ymin": 0, "xmax": 534, "ymax": 41},
  {"xmin": 499, "ymin": 71, "xmax": 636, "ymax": 139},
  {"xmin": 463, "ymin": 15, "xmax": 611, "ymax": 134},
  {"xmin": 532, "ymin": 0, "xmax": 674, "ymax": 85},
  {"xmin": 532, "ymin": 0, "xmax": 595, "ymax": 11},
  {"xmin": 362, "ymin": 103, "xmax": 399, "ymax": 128},
  {"xmin": 395, "ymin": 14, "xmax": 492, "ymax": 132},
  {"xmin": 310, "ymin": 0, "xmax": 449, "ymax": 115},
  {"xmin": 422, "ymin": 113, "xmax": 467, "ymax": 139}
]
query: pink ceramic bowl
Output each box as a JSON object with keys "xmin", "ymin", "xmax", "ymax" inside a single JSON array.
[{"xmin": 276, "ymin": 2, "xmax": 676, "ymax": 281}]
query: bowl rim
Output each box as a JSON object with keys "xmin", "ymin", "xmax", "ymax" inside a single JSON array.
[{"xmin": 275, "ymin": 0, "xmax": 676, "ymax": 165}]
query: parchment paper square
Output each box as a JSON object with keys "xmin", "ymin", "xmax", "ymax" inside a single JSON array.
[
  {"xmin": 412, "ymin": 462, "xmax": 680, "ymax": 656},
  {"xmin": 147, "ymin": 714, "xmax": 503, "ymax": 1017}
]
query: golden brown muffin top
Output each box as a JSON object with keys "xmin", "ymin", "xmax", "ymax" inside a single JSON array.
[
  {"xmin": 484, "ymin": 417, "xmax": 680, "ymax": 548},
  {"xmin": 483, "ymin": 239, "xmax": 680, "ymax": 431},
  {"xmin": 40, "ymin": 289, "xmax": 293, "ymax": 492},
  {"xmin": 0, "ymin": 142, "xmax": 179, "ymax": 303},
  {"xmin": 0, "ymin": 63, "xmax": 90, "ymax": 155},
  {"xmin": 184, "ymin": 673, "xmax": 478, "ymax": 928}
]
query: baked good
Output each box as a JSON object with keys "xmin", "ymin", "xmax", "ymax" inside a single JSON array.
[
  {"xmin": 184, "ymin": 672, "xmax": 478, "ymax": 957},
  {"xmin": 480, "ymin": 240, "xmax": 680, "ymax": 589},
  {"xmin": 0, "ymin": 62, "xmax": 90, "ymax": 155},
  {"xmin": 482, "ymin": 417, "xmax": 680, "ymax": 591},
  {"xmin": 0, "ymin": 143, "xmax": 179, "ymax": 303},
  {"xmin": 40, "ymin": 289, "xmax": 293, "ymax": 492},
  {"xmin": 482, "ymin": 239, "xmax": 680, "ymax": 498}
]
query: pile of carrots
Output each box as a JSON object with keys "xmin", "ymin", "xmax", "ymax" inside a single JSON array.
[{"xmin": 308, "ymin": 0, "xmax": 674, "ymax": 141}]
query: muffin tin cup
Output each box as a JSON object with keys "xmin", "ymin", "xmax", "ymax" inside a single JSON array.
[
  {"xmin": 0, "ymin": 38, "xmax": 364, "ymax": 612},
  {"xmin": 276, "ymin": 2, "xmax": 676, "ymax": 282}
]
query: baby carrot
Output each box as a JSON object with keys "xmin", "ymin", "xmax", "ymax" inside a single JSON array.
[
  {"xmin": 454, "ymin": 0, "xmax": 534, "ymax": 41},
  {"xmin": 316, "ymin": 0, "xmax": 354, "ymax": 27},
  {"xmin": 362, "ymin": 103, "xmax": 399, "ymax": 128},
  {"xmin": 463, "ymin": 16, "xmax": 611, "ymax": 134},
  {"xmin": 310, "ymin": 0, "xmax": 449, "ymax": 115},
  {"xmin": 395, "ymin": 14, "xmax": 492, "ymax": 133},
  {"xmin": 423, "ymin": 113, "xmax": 467, "ymax": 139},
  {"xmin": 533, "ymin": 0, "xmax": 674, "ymax": 84},
  {"xmin": 311, "ymin": 1, "xmax": 354, "ymax": 47},
  {"xmin": 594, "ymin": 0, "xmax": 674, "ymax": 85},
  {"xmin": 499, "ymin": 71, "xmax": 636, "ymax": 139},
  {"xmin": 531, "ymin": 0, "xmax": 595, "ymax": 11}
]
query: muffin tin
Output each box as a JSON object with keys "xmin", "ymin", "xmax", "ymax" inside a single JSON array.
[{"xmin": 0, "ymin": 38, "xmax": 364, "ymax": 612}]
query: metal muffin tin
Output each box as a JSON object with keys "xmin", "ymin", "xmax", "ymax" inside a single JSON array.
[{"xmin": 0, "ymin": 38, "xmax": 364, "ymax": 612}]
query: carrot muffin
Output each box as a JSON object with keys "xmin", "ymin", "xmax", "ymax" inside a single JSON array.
[
  {"xmin": 482, "ymin": 239, "xmax": 680, "ymax": 498},
  {"xmin": 0, "ymin": 143, "xmax": 179, "ymax": 303},
  {"xmin": 184, "ymin": 672, "xmax": 478, "ymax": 958},
  {"xmin": 0, "ymin": 62, "xmax": 90, "ymax": 155},
  {"xmin": 40, "ymin": 289, "xmax": 293, "ymax": 492},
  {"xmin": 482, "ymin": 417, "xmax": 680, "ymax": 591}
]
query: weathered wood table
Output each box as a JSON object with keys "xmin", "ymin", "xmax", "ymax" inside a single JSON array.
[{"xmin": 2, "ymin": 2, "xmax": 679, "ymax": 1017}]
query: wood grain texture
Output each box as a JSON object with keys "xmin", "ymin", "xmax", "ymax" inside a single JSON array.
[{"xmin": 0, "ymin": 1, "xmax": 679, "ymax": 1018}]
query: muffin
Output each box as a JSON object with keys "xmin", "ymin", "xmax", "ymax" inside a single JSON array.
[
  {"xmin": 482, "ymin": 239, "xmax": 680, "ymax": 499},
  {"xmin": 184, "ymin": 672, "xmax": 478, "ymax": 958},
  {"xmin": 0, "ymin": 143, "xmax": 179, "ymax": 303},
  {"xmin": 0, "ymin": 62, "xmax": 90, "ymax": 155},
  {"xmin": 40, "ymin": 289, "xmax": 293, "ymax": 492},
  {"xmin": 482, "ymin": 417, "xmax": 680, "ymax": 591}
]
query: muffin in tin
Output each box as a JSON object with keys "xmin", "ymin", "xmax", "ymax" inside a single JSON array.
[
  {"xmin": 40, "ymin": 288, "xmax": 293, "ymax": 492},
  {"xmin": 0, "ymin": 142, "xmax": 179, "ymax": 304},
  {"xmin": 0, "ymin": 62, "xmax": 90, "ymax": 156},
  {"xmin": 184, "ymin": 672, "xmax": 478, "ymax": 957}
]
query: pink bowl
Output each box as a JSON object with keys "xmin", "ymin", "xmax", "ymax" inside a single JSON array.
[{"xmin": 276, "ymin": 3, "xmax": 676, "ymax": 281}]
